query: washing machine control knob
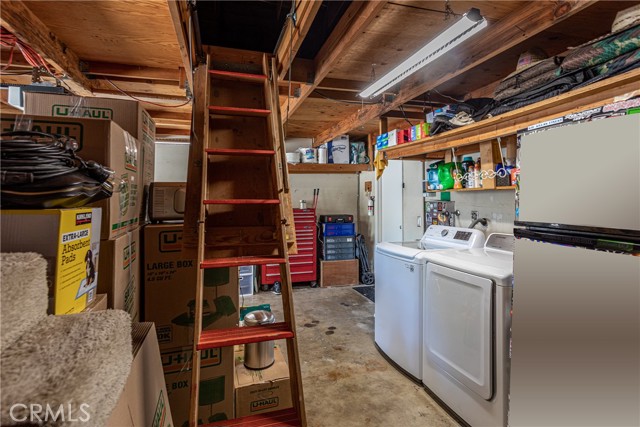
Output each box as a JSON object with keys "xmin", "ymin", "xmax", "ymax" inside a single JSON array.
[{"xmin": 441, "ymin": 229, "xmax": 449, "ymax": 237}]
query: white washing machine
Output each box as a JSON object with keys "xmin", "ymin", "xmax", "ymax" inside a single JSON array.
[
  {"xmin": 422, "ymin": 233, "xmax": 514, "ymax": 427},
  {"xmin": 374, "ymin": 225, "xmax": 485, "ymax": 381}
]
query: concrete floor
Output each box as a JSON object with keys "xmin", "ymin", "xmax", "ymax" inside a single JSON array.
[{"xmin": 242, "ymin": 286, "xmax": 459, "ymax": 427}]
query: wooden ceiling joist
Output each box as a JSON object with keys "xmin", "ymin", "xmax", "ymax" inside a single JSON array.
[
  {"xmin": 167, "ymin": 0, "xmax": 194, "ymax": 89},
  {"xmin": 281, "ymin": 0, "xmax": 387, "ymax": 123},
  {"xmin": 86, "ymin": 61, "xmax": 182, "ymax": 82},
  {"xmin": 274, "ymin": 0, "xmax": 323, "ymax": 81},
  {"xmin": 0, "ymin": 0, "xmax": 93, "ymax": 96},
  {"xmin": 312, "ymin": 0, "xmax": 597, "ymax": 146},
  {"xmin": 92, "ymin": 79, "xmax": 187, "ymax": 98}
]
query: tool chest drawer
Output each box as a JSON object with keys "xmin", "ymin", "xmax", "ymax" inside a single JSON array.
[{"xmin": 261, "ymin": 208, "xmax": 318, "ymax": 286}]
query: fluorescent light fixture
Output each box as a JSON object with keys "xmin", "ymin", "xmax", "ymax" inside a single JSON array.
[{"xmin": 359, "ymin": 8, "xmax": 487, "ymax": 99}]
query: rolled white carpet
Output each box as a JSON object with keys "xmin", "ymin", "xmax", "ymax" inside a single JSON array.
[
  {"xmin": 1, "ymin": 310, "xmax": 132, "ymax": 427},
  {"xmin": 1, "ymin": 252, "xmax": 48, "ymax": 351}
]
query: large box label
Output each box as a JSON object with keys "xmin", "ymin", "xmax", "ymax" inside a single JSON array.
[{"xmin": 52, "ymin": 104, "xmax": 114, "ymax": 120}]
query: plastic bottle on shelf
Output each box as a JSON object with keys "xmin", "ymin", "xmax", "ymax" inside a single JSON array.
[
  {"xmin": 427, "ymin": 162, "xmax": 441, "ymax": 190},
  {"xmin": 467, "ymin": 165, "xmax": 475, "ymax": 189},
  {"xmin": 461, "ymin": 156, "xmax": 475, "ymax": 188},
  {"xmin": 437, "ymin": 162, "xmax": 455, "ymax": 190},
  {"xmin": 475, "ymin": 158, "xmax": 482, "ymax": 188}
]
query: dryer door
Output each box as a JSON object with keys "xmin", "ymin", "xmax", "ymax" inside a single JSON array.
[{"xmin": 425, "ymin": 263, "xmax": 494, "ymax": 400}]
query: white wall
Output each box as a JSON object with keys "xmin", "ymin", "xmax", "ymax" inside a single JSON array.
[
  {"xmin": 154, "ymin": 142, "xmax": 189, "ymax": 182},
  {"xmin": 434, "ymin": 190, "xmax": 516, "ymax": 234}
]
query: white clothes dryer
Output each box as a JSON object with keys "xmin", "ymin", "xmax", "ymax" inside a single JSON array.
[{"xmin": 422, "ymin": 233, "xmax": 514, "ymax": 426}]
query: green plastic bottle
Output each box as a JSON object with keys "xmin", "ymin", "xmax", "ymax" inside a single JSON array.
[{"xmin": 437, "ymin": 162, "xmax": 456, "ymax": 190}]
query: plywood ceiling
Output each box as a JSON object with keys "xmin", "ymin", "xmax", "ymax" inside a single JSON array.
[
  {"xmin": 326, "ymin": 1, "xmax": 527, "ymax": 82},
  {"xmin": 26, "ymin": 0, "xmax": 183, "ymax": 69}
]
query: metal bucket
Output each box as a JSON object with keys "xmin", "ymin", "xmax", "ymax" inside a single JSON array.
[{"xmin": 243, "ymin": 310, "xmax": 276, "ymax": 369}]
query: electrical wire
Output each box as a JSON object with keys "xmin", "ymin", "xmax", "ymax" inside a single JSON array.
[
  {"xmin": 399, "ymin": 104, "xmax": 414, "ymax": 127},
  {"xmin": 1, "ymin": 27, "xmax": 53, "ymax": 74},
  {"xmin": 432, "ymin": 88, "xmax": 465, "ymax": 103},
  {"xmin": 105, "ymin": 79, "xmax": 192, "ymax": 108},
  {"xmin": 284, "ymin": 0, "xmax": 296, "ymax": 139}
]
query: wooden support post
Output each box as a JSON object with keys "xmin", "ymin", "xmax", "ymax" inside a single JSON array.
[
  {"xmin": 367, "ymin": 133, "xmax": 375, "ymax": 170},
  {"xmin": 379, "ymin": 117, "xmax": 388, "ymax": 135},
  {"xmin": 505, "ymin": 135, "xmax": 518, "ymax": 162},
  {"xmin": 480, "ymin": 140, "xmax": 500, "ymax": 189}
]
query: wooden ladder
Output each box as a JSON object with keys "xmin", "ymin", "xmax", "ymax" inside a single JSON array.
[{"xmin": 183, "ymin": 53, "xmax": 305, "ymax": 427}]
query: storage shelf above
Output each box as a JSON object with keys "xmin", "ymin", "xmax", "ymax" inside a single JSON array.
[
  {"xmin": 286, "ymin": 163, "xmax": 370, "ymax": 174},
  {"xmin": 425, "ymin": 186, "xmax": 516, "ymax": 193},
  {"xmin": 382, "ymin": 69, "xmax": 640, "ymax": 160}
]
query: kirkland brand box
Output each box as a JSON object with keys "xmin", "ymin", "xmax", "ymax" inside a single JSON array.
[
  {"xmin": 107, "ymin": 323, "xmax": 173, "ymax": 427},
  {"xmin": 98, "ymin": 227, "xmax": 141, "ymax": 321},
  {"xmin": 234, "ymin": 346, "xmax": 292, "ymax": 418},
  {"xmin": 0, "ymin": 114, "xmax": 142, "ymax": 240},
  {"xmin": 144, "ymin": 224, "xmax": 239, "ymax": 350},
  {"xmin": 161, "ymin": 345, "xmax": 234, "ymax": 426},
  {"xmin": 0, "ymin": 208, "xmax": 102, "ymax": 314}
]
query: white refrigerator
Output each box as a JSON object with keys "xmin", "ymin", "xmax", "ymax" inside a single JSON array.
[{"xmin": 509, "ymin": 113, "xmax": 640, "ymax": 426}]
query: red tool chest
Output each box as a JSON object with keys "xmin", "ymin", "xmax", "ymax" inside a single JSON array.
[{"xmin": 261, "ymin": 208, "xmax": 317, "ymax": 287}]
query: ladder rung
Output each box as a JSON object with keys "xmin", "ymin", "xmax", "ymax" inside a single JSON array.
[
  {"xmin": 203, "ymin": 199, "xmax": 280, "ymax": 205},
  {"xmin": 197, "ymin": 322, "xmax": 294, "ymax": 350},
  {"xmin": 209, "ymin": 69, "xmax": 268, "ymax": 83},
  {"xmin": 203, "ymin": 407, "xmax": 300, "ymax": 427},
  {"xmin": 206, "ymin": 148, "xmax": 276, "ymax": 156},
  {"xmin": 209, "ymin": 106, "xmax": 271, "ymax": 117},
  {"xmin": 200, "ymin": 256, "xmax": 286, "ymax": 268}
]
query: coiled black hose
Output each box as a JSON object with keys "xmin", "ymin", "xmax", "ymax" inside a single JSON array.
[{"xmin": 1, "ymin": 130, "xmax": 114, "ymax": 208}]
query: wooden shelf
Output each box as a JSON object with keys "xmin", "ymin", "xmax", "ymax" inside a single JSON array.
[
  {"xmin": 197, "ymin": 322, "xmax": 294, "ymax": 350},
  {"xmin": 425, "ymin": 186, "xmax": 516, "ymax": 193},
  {"xmin": 286, "ymin": 163, "xmax": 370, "ymax": 174},
  {"xmin": 382, "ymin": 69, "xmax": 640, "ymax": 160}
]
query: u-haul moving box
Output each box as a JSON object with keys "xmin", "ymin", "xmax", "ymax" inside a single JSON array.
[
  {"xmin": 143, "ymin": 224, "xmax": 239, "ymax": 350},
  {"xmin": 161, "ymin": 345, "xmax": 234, "ymax": 425},
  {"xmin": 23, "ymin": 93, "xmax": 156, "ymax": 224},
  {"xmin": 0, "ymin": 114, "xmax": 142, "ymax": 240},
  {"xmin": 98, "ymin": 227, "xmax": 141, "ymax": 321},
  {"xmin": 234, "ymin": 346, "xmax": 292, "ymax": 418},
  {"xmin": 107, "ymin": 323, "xmax": 173, "ymax": 427},
  {"xmin": 0, "ymin": 208, "xmax": 102, "ymax": 314}
]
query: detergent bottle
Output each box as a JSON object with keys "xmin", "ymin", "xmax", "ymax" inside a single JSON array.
[
  {"xmin": 427, "ymin": 162, "xmax": 441, "ymax": 190},
  {"xmin": 437, "ymin": 162, "xmax": 455, "ymax": 190}
]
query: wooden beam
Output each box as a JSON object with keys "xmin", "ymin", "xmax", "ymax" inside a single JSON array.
[
  {"xmin": 275, "ymin": 0, "xmax": 322, "ymax": 81},
  {"xmin": 148, "ymin": 111, "xmax": 191, "ymax": 121},
  {"xmin": 312, "ymin": 0, "xmax": 597, "ymax": 146},
  {"xmin": 382, "ymin": 110, "xmax": 426, "ymax": 120},
  {"xmin": 167, "ymin": 0, "xmax": 193, "ymax": 89},
  {"xmin": 0, "ymin": 0, "xmax": 93, "ymax": 96},
  {"xmin": 282, "ymin": 1, "xmax": 387, "ymax": 122},
  {"xmin": 86, "ymin": 61, "xmax": 181, "ymax": 82},
  {"xmin": 156, "ymin": 127, "xmax": 190, "ymax": 136},
  {"xmin": 92, "ymin": 79, "xmax": 187, "ymax": 98}
]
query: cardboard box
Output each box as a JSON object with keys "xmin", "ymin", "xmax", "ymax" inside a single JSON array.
[
  {"xmin": 234, "ymin": 346, "xmax": 292, "ymax": 418},
  {"xmin": 107, "ymin": 323, "xmax": 173, "ymax": 427},
  {"xmin": 82, "ymin": 293, "xmax": 108, "ymax": 312},
  {"xmin": 162, "ymin": 346, "xmax": 234, "ymax": 426},
  {"xmin": 144, "ymin": 224, "xmax": 239, "ymax": 350},
  {"xmin": 23, "ymin": 92, "xmax": 155, "ymax": 148},
  {"xmin": 320, "ymin": 259, "xmax": 359, "ymax": 287},
  {"xmin": 328, "ymin": 135, "xmax": 350, "ymax": 163},
  {"xmin": 0, "ymin": 114, "xmax": 142, "ymax": 240},
  {"xmin": 376, "ymin": 133, "xmax": 388, "ymax": 150},
  {"xmin": 386, "ymin": 129, "xmax": 398, "ymax": 148},
  {"xmin": 98, "ymin": 227, "xmax": 141, "ymax": 321},
  {"xmin": 1, "ymin": 208, "xmax": 101, "ymax": 314}
]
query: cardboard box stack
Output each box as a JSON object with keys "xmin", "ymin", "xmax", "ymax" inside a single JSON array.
[
  {"xmin": 5, "ymin": 93, "xmax": 157, "ymax": 322},
  {"xmin": 143, "ymin": 224, "xmax": 238, "ymax": 425}
]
